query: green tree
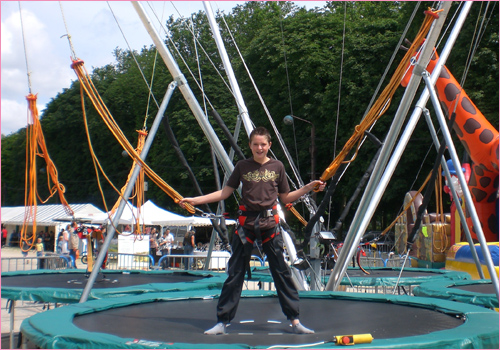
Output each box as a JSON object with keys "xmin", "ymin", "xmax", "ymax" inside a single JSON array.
[{"xmin": 1, "ymin": 1, "xmax": 497, "ymax": 236}]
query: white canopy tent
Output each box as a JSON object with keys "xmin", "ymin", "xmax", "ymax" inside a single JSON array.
[
  {"xmin": 88, "ymin": 200, "xmax": 236, "ymax": 227},
  {"xmin": 2, "ymin": 204, "xmax": 105, "ymax": 226},
  {"xmin": 90, "ymin": 202, "xmax": 139, "ymax": 225},
  {"xmin": 139, "ymin": 200, "xmax": 190, "ymax": 226},
  {"xmin": 155, "ymin": 215, "xmax": 237, "ymax": 227},
  {"xmin": 1, "ymin": 203, "xmax": 105, "ymax": 250}
]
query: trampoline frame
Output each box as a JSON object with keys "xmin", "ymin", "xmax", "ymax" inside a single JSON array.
[
  {"xmin": 1, "ymin": 269, "xmax": 226, "ymax": 303},
  {"xmin": 20, "ymin": 290, "xmax": 499, "ymax": 349},
  {"xmin": 413, "ymin": 278, "xmax": 498, "ymax": 310}
]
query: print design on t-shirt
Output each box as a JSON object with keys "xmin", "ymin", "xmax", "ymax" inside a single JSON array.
[{"xmin": 242, "ymin": 169, "xmax": 279, "ymax": 182}]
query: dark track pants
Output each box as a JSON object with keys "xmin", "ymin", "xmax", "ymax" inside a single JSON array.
[{"xmin": 216, "ymin": 229, "xmax": 299, "ymax": 323}]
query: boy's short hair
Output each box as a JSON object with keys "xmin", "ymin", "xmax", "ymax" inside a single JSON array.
[{"xmin": 249, "ymin": 127, "xmax": 271, "ymax": 143}]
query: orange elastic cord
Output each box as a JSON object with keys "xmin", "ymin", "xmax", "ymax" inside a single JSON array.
[
  {"xmin": 26, "ymin": 93, "xmax": 38, "ymax": 102},
  {"xmin": 424, "ymin": 8, "xmax": 443, "ymax": 19},
  {"xmin": 317, "ymin": 9, "xmax": 439, "ymax": 183},
  {"xmin": 70, "ymin": 58, "xmax": 84, "ymax": 69},
  {"xmin": 285, "ymin": 203, "xmax": 308, "ymax": 226},
  {"xmin": 22, "ymin": 91, "xmax": 74, "ymax": 246},
  {"xmin": 72, "ymin": 58, "xmax": 196, "ymax": 215}
]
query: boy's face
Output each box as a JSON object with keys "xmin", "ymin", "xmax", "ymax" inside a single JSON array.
[{"xmin": 249, "ymin": 134, "xmax": 271, "ymax": 163}]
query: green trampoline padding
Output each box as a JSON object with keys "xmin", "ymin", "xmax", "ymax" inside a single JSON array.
[
  {"xmin": 1, "ymin": 269, "xmax": 226, "ymax": 303},
  {"xmin": 413, "ymin": 279, "xmax": 498, "ymax": 310},
  {"xmin": 20, "ymin": 290, "xmax": 499, "ymax": 349},
  {"xmin": 251, "ymin": 266, "xmax": 471, "ymax": 286}
]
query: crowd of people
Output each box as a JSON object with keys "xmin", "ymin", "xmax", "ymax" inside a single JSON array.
[
  {"xmin": 1, "ymin": 225, "xmax": 55, "ymax": 251},
  {"xmin": 3, "ymin": 222, "xmax": 199, "ymax": 271},
  {"xmin": 148, "ymin": 228, "xmax": 196, "ymax": 269}
]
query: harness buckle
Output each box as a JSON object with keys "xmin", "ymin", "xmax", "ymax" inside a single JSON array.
[{"xmin": 262, "ymin": 209, "xmax": 274, "ymax": 218}]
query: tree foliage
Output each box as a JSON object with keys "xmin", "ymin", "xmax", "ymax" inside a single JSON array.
[{"xmin": 2, "ymin": 1, "xmax": 498, "ymax": 236}]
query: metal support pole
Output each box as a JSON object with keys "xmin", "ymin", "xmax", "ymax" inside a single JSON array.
[
  {"xmin": 422, "ymin": 108, "xmax": 485, "ymax": 279},
  {"xmin": 9, "ymin": 300, "xmax": 15, "ymax": 349},
  {"xmin": 203, "ymin": 1, "xmax": 253, "ymax": 137},
  {"xmin": 422, "ymin": 72, "xmax": 498, "ymax": 298},
  {"xmin": 326, "ymin": 1, "xmax": 453, "ymax": 291},
  {"xmin": 132, "ymin": 1, "xmax": 234, "ymax": 176},
  {"xmin": 79, "ymin": 83, "xmax": 177, "ymax": 303}
]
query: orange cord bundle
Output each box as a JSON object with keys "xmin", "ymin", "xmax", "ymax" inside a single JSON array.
[
  {"xmin": 71, "ymin": 59, "xmax": 195, "ymax": 215},
  {"xmin": 318, "ymin": 9, "xmax": 443, "ymax": 185},
  {"xmin": 109, "ymin": 130, "xmax": 148, "ymax": 235},
  {"xmin": 285, "ymin": 203, "xmax": 308, "ymax": 226},
  {"xmin": 21, "ymin": 93, "xmax": 74, "ymax": 251}
]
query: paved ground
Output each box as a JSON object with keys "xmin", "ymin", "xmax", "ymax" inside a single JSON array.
[{"xmin": 1, "ymin": 246, "xmax": 75, "ymax": 349}]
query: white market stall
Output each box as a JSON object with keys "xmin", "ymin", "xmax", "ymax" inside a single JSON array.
[{"xmin": 1, "ymin": 203, "xmax": 105, "ymax": 251}]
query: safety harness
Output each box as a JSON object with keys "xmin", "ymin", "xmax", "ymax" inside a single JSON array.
[{"xmin": 236, "ymin": 205, "xmax": 280, "ymax": 279}]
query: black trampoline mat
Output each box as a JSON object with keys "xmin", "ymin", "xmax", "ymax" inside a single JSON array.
[
  {"xmin": 336, "ymin": 269, "xmax": 447, "ymax": 278},
  {"xmin": 257, "ymin": 268, "xmax": 449, "ymax": 279},
  {"xmin": 73, "ymin": 297, "xmax": 464, "ymax": 346},
  {"xmin": 1, "ymin": 272, "xmax": 208, "ymax": 289},
  {"xmin": 453, "ymin": 283, "xmax": 495, "ymax": 294}
]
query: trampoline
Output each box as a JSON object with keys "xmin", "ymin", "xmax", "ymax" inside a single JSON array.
[
  {"xmin": 20, "ymin": 290, "xmax": 499, "ymax": 349},
  {"xmin": 413, "ymin": 279, "xmax": 499, "ymax": 310},
  {"xmin": 251, "ymin": 266, "xmax": 471, "ymax": 293},
  {"xmin": 1, "ymin": 269, "xmax": 226, "ymax": 303}
]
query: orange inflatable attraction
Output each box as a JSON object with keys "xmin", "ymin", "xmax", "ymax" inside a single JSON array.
[{"xmin": 402, "ymin": 45, "xmax": 499, "ymax": 242}]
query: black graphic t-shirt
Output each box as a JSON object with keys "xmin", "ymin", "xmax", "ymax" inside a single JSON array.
[{"xmin": 227, "ymin": 158, "xmax": 290, "ymax": 230}]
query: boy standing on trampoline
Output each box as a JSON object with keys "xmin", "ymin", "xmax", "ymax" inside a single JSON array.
[{"xmin": 180, "ymin": 127, "xmax": 325, "ymax": 335}]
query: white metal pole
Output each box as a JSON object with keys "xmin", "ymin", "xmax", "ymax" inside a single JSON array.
[
  {"xmin": 80, "ymin": 83, "xmax": 177, "ymax": 302},
  {"xmin": 132, "ymin": 1, "xmax": 234, "ymax": 176},
  {"xmin": 203, "ymin": 1, "xmax": 253, "ymax": 137},
  {"xmin": 422, "ymin": 108, "xmax": 485, "ymax": 279},
  {"xmin": 423, "ymin": 72, "xmax": 499, "ymax": 299},
  {"xmin": 326, "ymin": 1, "xmax": 454, "ymax": 291}
]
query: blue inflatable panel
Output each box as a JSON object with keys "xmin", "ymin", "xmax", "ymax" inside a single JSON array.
[{"xmin": 454, "ymin": 244, "xmax": 499, "ymax": 266}]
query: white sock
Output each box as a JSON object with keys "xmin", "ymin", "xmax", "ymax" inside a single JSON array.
[
  {"xmin": 204, "ymin": 322, "xmax": 227, "ymax": 335},
  {"xmin": 293, "ymin": 323, "xmax": 315, "ymax": 334}
]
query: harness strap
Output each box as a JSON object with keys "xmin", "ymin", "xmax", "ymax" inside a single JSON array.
[
  {"xmin": 236, "ymin": 226, "xmax": 280, "ymax": 280},
  {"xmin": 238, "ymin": 205, "xmax": 278, "ymax": 218},
  {"xmin": 238, "ymin": 205, "xmax": 279, "ymax": 228}
]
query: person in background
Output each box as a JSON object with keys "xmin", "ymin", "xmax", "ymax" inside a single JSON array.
[
  {"xmin": 183, "ymin": 230, "xmax": 196, "ymax": 270},
  {"xmin": 95, "ymin": 225, "xmax": 108, "ymax": 270},
  {"xmin": 21, "ymin": 233, "xmax": 33, "ymax": 264},
  {"xmin": 46, "ymin": 231, "xmax": 54, "ymax": 252},
  {"xmin": 35, "ymin": 237, "xmax": 45, "ymax": 269},
  {"xmin": 57, "ymin": 234, "xmax": 64, "ymax": 254},
  {"xmin": 165, "ymin": 229, "xmax": 174, "ymax": 267},
  {"xmin": 158, "ymin": 231, "xmax": 170, "ymax": 269},
  {"xmin": 61, "ymin": 227, "xmax": 69, "ymax": 254},
  {"xmin": 1, "ymin": 224, "xmax": 8, "ymax": 247},
  {"xmin": 180, "ymin": 127, "xmax": 326, "ymax": 335},
  {"xmin": 149, "ymin": 228, "xmax": 159, "ymax": 267},
  {"xmin": 68, "ymin": 222, "xmax": 80, "ymax": 268}
]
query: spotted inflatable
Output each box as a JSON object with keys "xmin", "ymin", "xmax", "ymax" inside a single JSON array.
[{"xmin": 402, "ymin": 45, "xmax": 499, "ymax": 242}]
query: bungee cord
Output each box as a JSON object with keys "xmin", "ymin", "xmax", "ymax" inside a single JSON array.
[
  {"xmin": 317, "ymin": 8, "xmax": 443, "ymax": 186},
  {"xmin": 146, "ymin": 2, "xmax": 239, "ymax": 115},
  {"xmin": 108, "ymin": 1, "xmax": 237, "ymax": 241},
  {"xmin": 70, "ymin": 59, "xmax": 195, "ymax": 214},
  {"xmin": 19, "ymin": 1, "xmax": 74, "ymax": 252},
  {"xmin": 218, "ymin": 11, "xmax": 306, "ymax": 191},
  {"xmin": 106, "ymin": 1, "xmax": 161, "ymax": 112},
  {"xmin": 278, "ymin": 5, "xmax": 300, "ymax": 176}
]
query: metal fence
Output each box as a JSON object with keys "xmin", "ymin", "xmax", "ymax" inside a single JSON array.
[
  {"xmin": 1, "ymin": 253, "xmax": 72, "ymax": 273},
  {"xmin": 1, "ymin": 251, "xmax": 267, "ymax": 273}
]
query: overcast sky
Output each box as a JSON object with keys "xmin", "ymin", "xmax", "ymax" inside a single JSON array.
[{"xmin": 1, "ymin": 1, "xmax": 326, "ymax": 136}]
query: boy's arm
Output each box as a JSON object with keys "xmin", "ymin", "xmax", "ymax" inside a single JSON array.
[
  {"xmin": 179, "ymin": 186, "xmax": 235, "ymax": 207},
  {"xmin": 279, "ymin": 180, "xmax": 325, "ymax": 204}
]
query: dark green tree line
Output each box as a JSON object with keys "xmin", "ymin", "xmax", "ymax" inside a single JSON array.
[{"xmin": 2, "ymin": 1, "xmax": 498, "ymax": 237}]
